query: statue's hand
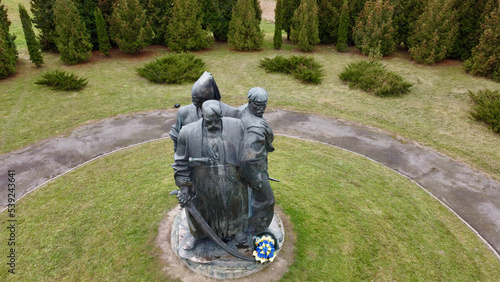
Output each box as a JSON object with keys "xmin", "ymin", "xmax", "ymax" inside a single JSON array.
[
  {"xmin": 249, "ymin": 181, "xmax": 262, "ymax": 190},
  {"xmin": 177, "ymin": 187, "xmax": 192, "ymax": 207}
]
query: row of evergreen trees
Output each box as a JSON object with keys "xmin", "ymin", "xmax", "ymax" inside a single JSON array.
[
  {"xmin": 274, "ymin": 0, "xmax": 500, "ymax": 81},
  {"xmin": 1, "ymin": 0, "xmax": 499, "ymax": 82}
]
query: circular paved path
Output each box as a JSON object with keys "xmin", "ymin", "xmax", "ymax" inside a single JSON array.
[{"xmin": 0, "ymin": 109, "xmax": 499, "ymax": 259}]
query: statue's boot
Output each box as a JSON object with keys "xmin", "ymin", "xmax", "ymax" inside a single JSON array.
[{"xmin": 183, "ymin": 236, "xmax": 198, "ymax": 250}]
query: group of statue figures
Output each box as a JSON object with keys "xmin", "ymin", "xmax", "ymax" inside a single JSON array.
[{"xmin": 170, "ymin": 71, "xmax": 275, "ymax": 253}]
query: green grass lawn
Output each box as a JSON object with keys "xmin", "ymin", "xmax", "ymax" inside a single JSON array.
[{"xmin": 1, "ymin": 138, "xmax": 499, "ymax": 281}]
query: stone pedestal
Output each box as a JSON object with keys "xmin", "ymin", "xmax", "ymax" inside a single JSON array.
[{"xmin": 170, "ymin": 209, "xmax": 285, "ymax": 279}]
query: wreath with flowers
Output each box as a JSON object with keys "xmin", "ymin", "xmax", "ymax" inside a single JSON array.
[{"xmin": 252, "ymin": 233, "xmax": 278, "ymax": 263}]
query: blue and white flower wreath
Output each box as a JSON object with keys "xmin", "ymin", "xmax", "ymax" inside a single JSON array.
[{"xmin": 253, "ymin": 234, "xmax": 277, "ymax": 263}]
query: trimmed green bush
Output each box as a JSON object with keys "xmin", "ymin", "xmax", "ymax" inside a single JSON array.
[
  {"xmin": 228, "ymin": 0, "xmax": 263, "ymax": 51},
  {"xmin": 259, "ymin": 55, "xmax": 324, "ymax": 84},
  {"xmin": 35, "ymin": 70, "xmax": 88, "ymax": 91},
  {"xmin": 19, "ymin": 4, "xmax": 44, "ymax": 67},
  {"xmin": 469, "ymin": 90, "xmax": 500, "ymax": 133},
  {"xmin": 339, "ymin": 61, "xmax": 412, "ymax": 96},
  {"xmin": 136, "ymin": 53, "xmax": 205, "ymax": 84}
]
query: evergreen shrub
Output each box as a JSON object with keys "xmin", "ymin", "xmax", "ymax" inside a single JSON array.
[
  {"xmin": 259, "ymin": 55, "xmax": 324, "ymax": 84},
  {"xmin": 35, "ymin": 70, "xmax": 88, "ymax": 91},
  {"xmin": 338, "ymin": 61, "xmax": 412, "ymax": 96},
  {"xmin": 136, "ymin": 53, "xmax": 205, "ymax": 84},
  {"xmin": 469, "ymin": 90, "xmax": 500, "ymax": 133}
]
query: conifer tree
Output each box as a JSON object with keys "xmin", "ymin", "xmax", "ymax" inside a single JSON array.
[
  {"xmin": 253, "ymin": 0, "xmax": 262, "ymax": 22},
  {"xmin": 0, "ymin": 0, "xmax": 17, "ymax": 78},
  {"xmin": 30, "ymin": 0, "xmax": 57, "ymax": 51},
  {"xmin": 95, "ymin": 6, "xmax": 111, "ymax": 56},
  {"xmin": 110, "ymin": 0, "xmax": 153, "ymax": 54},
  {"xmin": 53, "ymin": 0, "xmax": 92, "ymax": 64},
  {"xmin": 336, "ymin": 0, "xmax": 349, "ymax": 52},
  {"xmin": 167, "ymin": 0, "xmax": 213, "ymax": 52},
  {"xmin": 76, "ymin": 0, "xmax": 98, "ymax": 49},
  {"xmin": 199, "ymin": 0, "xmax": 236, "ymax": 41},
  {"xmin": 317, "ymin": 0, "xmax": 341, "ymax": 44},
  {"xmin": 464, "ymin": 4, "xmax": 500, "ymax": 82},
  {"xmin": 290, "ymin": 0, "xmax": 320, "ymax": 52},
  {"xmin": 449, "ymin": 0, "xmax": 487, "ymax": 60},
  {"xmin": 282, "ymin": 0, "xmax": 300, "ymax": 40},
  {"xmin": 143, "ymin": 0, "xmax": 173, "ymax": 45},
  {"xmin": 353, "ymin": 0, "xmax": 395, "ymax": 57},
  {"xmin": 408, "ymin": 0, "xmax": 458, "ymax": 64},
  {"xmin": 19, "ymin": 4, "xmax": 43, "ymax": 67},
  {"xmin": 273, "ymin": 0, "xmax": 283, "ymax": 49},
  {"xmin": 228, "ymin": 0, "xmax": 263, "ymax": 50},
  {"xmin": 391, "ymin": 0, "xmax": 424, "ymax": 48}
]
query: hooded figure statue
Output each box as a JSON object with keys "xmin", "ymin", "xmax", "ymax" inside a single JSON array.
[{"xmin": 169, "ymin": 71, "xmax": 238, "ymax": 151}]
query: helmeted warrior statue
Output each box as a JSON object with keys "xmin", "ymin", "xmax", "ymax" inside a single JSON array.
[
  {"xmin": 238, "ymin": 87, "xmax": 275, "ymax": 232},
  {"xmin": 172, "ymin": 100, "xmax": 249, "ymax": 250},
  {"xmin": 169, "ymin": 71, "xmax": 238, "ymax": 151}
]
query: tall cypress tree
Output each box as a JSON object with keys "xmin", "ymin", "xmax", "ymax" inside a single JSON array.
[
  {"xmin": 95, "ymin": 6, "xmax": 111, "ymax": 56},
  {"xmin": 464, "ymin": 4, "xmax": 500, "ymax": 82},
  {"xmin": 110, "ymin": 0, "xmax": 153, "ymax": 54},
  {"xmin": 290, "ymin": 0, "xmax": 320, "ymax": 52},
  {"xmin": 76, "ymin": 0, "xmax": 98, "ymax": 49},
  {"xmin": 30, "ymin": 0, "xmax": 57, "ymax": 51},
  {"xmin": 282, "ymin": 0, "xmax": 301, "ymax": 40},
  {"xmin": 273, "ymin": 0, "xmax": 283, "ymax": 49},
  {"xmin": 228, "ymin": 0, "xmax": 263, "ymax": 51},
  {"xmin": 391, "ymin": 0, "xmax": 424, "ymax": 48},
  {"xmin": 53, "ymin": 0, "xmax": 93, "ymax": 64},
  {"xmin": 353, "ymin": 0, "xmax": 396, "ymax": 57},
  {"xmin": 317, "ymin": 0, "xmax": 341, "ymax": 44},
  {"xmin": 0, "ymin": 0, "xmax": 17, "ymax": 78},
  {"xmin": 199, "ymin": 0, "xmax": 236, "ymax": 41},
  {"xmin": 167, "ymin": 0, "xmax": 213, "ymax": 52},
  {"xmin": 19, "ymin": 4, "xmax": 44, "ymax": 67},
  {"xmin": 143, "ymin": 0, "xmax": 173, "ymax": 45},
  {"xmin": 336, "ymin": 0, "xmax": 349, "ymax": 52},
  {"xmin": 408, "ymin": 0, "xmax": 458, "ymax": 64}
]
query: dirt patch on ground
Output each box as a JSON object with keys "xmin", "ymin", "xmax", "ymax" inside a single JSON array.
[{"xmin": 261, "ymin": 0, "xmax": 276, "ymax": 22}]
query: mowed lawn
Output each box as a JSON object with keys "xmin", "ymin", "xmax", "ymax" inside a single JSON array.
[{"xmin": 1, "ymin": 138, "xmax": 499, "ymax": 281}]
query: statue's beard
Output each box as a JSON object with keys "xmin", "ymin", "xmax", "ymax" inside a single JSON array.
[{"xmin": 207, "ymin": 123, "xmax": 221, "ymax": 131}]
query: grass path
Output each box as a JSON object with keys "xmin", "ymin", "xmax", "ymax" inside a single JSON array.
[{"xmin": 1, "ymin": 138, "xmax": 499, "ymax": 280}]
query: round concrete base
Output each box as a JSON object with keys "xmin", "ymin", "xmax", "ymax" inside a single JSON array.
[{"xmin": 170, "ymin": 209, "xmax": 285, "ymax": 279}]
